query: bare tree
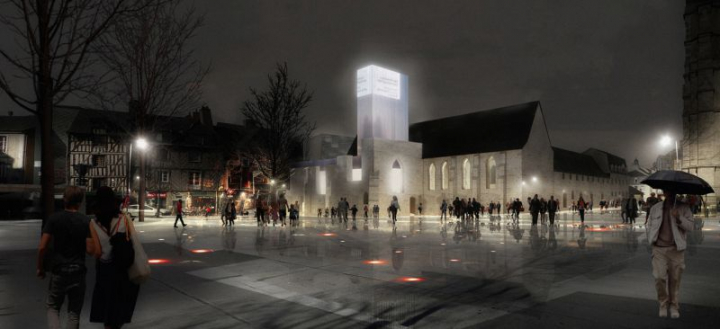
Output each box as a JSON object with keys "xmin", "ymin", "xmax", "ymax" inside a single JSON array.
[
  {"xmin": 0, "ymin": 0, "xmax": 142, "ymax": 227},
  {"xmin": 96, "ymin": 0, "xmax": 207, "ymax": 221},
  {"xmin": 241, "ymin": 63, "xmax": 315, "ymax": 186}
]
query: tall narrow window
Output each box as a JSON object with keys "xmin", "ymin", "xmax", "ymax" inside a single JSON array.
[
  {"xmin": 189, "ymin": 171, "xmax": 201, "ymax": 190},
  {"xmin": 486, "ymin": 156, "xmax": 496, "ymax": 188},
  {"xmin": 317, "ymin": 169, "xmax": 326, "ymax": 195},
  {"xmin": 428, "ymin": 163, "xmax": 436, "ymax": 191},
  {"xmin": 0, "ymin": 136, "xmax": 6, "ymax": 153},
  {"xmin": 462, "ymin": 158, "xmax": 471, "ymax": 190},
  {"xmin": 441, "ymin": 161, "xmax": 448, "ymax": 190},
  {"xmin": 391, "ymin": 160, "xmax": 402, "ymax": 193}
]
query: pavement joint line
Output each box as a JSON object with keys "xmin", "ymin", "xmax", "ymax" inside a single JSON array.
[
  {"xmin": 209, "ymin": 265, "xmax": 407, "ymax": 327},
  {"xmin": 149, "ymin": 275, "xmax": 255, "ymax": 327}
]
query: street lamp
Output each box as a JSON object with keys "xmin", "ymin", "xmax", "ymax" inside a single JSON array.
[
  {"xmin": 128, "ymin": 137, "xmax": 150, "ymax": 222},
  {"xmin": 660, "ymin": 134, "xmax": 679, "ymax": 162}
]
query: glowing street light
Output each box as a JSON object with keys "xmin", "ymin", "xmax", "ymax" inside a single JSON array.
[
  {"xmin": 659, "ymin": 134, "xmax": 679, "ymax": 162},
  {"xmin": 532, "ymin": 176, "xmax": 538, "ymax": 183},
  {"xmin": 135, "ymin": 137, "xmax": 149, "ymax": 150}
]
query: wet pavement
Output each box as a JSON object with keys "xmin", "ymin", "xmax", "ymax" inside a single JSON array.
[{"xmin": 1, "ymin": 210, "xmax": 719, "ymax": 328}]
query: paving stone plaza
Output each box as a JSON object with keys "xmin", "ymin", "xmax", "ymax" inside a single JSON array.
[{"xmin": 2, "ymin": 210, "xmax": 719, "ymax": 328}]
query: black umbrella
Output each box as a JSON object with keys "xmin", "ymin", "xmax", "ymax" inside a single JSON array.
[{"xmin": 640, "ymin": 170, "xmax": 714, "ymax": 195}]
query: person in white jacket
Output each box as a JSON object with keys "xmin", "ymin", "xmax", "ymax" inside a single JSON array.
[{"xmin": 646, "ymin": 190, "xmax": 695, "ymax": 319}]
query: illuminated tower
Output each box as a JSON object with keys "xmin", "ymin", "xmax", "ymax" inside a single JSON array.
[
  {"xmin": 682, "ymin": 0, "xmax": 720, "ymax": 204},
  {"xmin": 356, "ymin": 65, "xmax": 408, "ymax": 150}
]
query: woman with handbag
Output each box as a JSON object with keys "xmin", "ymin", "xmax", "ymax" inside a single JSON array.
[{"xmin": 89, "ymin": 186, "xmax": 142, "ymax": 329}]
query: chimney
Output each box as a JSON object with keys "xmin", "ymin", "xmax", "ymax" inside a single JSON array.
[{"xmin": 200, "ymin": 106, "xmax": 213, "ymax": 126}]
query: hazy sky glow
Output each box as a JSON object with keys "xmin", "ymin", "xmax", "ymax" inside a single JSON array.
[{"xmin": 0, "ymin": 0, "xmax": 686, "ymax": 166}]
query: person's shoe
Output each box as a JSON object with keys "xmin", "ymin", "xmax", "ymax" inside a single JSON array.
[
  {"xmin": 659, "ymin": 305, "xmax": 668, "ymax": 318},
  {"xmin": 174, "ymin": 225, "xmax": 178, "ymax": 228},
  {"xmin": 670, "ymin": 306, "xmax": 680, "ymax": 319},
  {"xmin": 183, "ymin": 224, "xmax": 187, "ymax": 227}
]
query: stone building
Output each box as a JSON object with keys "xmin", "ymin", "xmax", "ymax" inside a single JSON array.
[
  {"xmin": 286, "ymin": 66, "xmax": 632, "ymax": 216},
  {"xmin": 681, "ymin": 0, "xmax": 720, "ymax": 206}
]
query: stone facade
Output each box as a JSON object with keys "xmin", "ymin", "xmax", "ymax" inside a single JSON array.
[{"xmin": 682, "ymin": 0, "xmax": 720, "ymax": 206}]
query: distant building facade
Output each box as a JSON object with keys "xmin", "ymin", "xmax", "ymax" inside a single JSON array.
[{"xmin": 287, "ymin": 66, "xmax": 632, "ymax": 216}]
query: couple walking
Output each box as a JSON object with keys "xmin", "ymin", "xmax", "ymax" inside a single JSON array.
[{"xmin": 37, "ymin": 186, "xmax": 141, "ymax": 329}]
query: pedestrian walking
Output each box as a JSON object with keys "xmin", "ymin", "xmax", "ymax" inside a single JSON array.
[
  {"xmin": 351, "ymin": 204, "xmax": 358, "ymax": 221},
  {"xmin": 645, "ymin": 192, "xmax": 660, "ymax": 223},
  {"xmin": 363, "ymin": 204, "xmax": 369, "ymax": 219},
  {"xmin": 548, "ymin": 196, "xmax": 558, "ymax": 225},
  {"xmin": 174, "ymin": 199, "xmax": 187, "ymax": 228},
  {"xmin": 627, "ymin": 196, "xmax": 639, "ymax": 224},
  {"xmin": 440, "ymin": 200, "xmax": 448, "ymax": 221},
  {"xmin": 418, "ymin": 202, "xmax": 423, "ymax": 216},
  {"xmin": 389, "ymin": 196, "xmax": 400, "ymax": 225},
  {"xmin": 647, "ymin": 191, "xmax": 694, "ymax": 318},
  {"xmin": 89, "ymin": 186, "xmax": 140, "ymax": 328},
  {"xmin": 530, "ymin": 194, "xmax": 541, "ymax": 225},
  {"xmin": 37, "ymin": 186, "xmax": 100, "ymax": 329},
  {"xmin": 577, "ymin": 196, "xmax": 587, "ymax": 224},
  {"xmin": 229, "ymin": 201, "xmax": 237, "ymax": 226}
]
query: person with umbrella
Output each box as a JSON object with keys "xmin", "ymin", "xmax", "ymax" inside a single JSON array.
[{"xmin": 642, "ymin": 170, "xmax": 712, "ymax": 319}]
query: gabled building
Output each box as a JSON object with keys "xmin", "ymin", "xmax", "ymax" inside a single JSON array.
[{"xmin": 287, "ymin": 66, "xmax": 632, "ymax": 215}]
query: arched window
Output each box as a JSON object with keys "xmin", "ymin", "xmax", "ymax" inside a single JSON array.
[
  {"xmin": 486, "ymin": 156, "xmax": 497, "ymax": 188},
  {"xmin": 391, "ymin": 160, "xmax": 402, "ymax": 193},
  {"xmin": 462, "ymin": 158, "xmax": 471, "ymax": 190},
  {"xmin": 441, "ymin": 161, "xmax": 449, "ymax": 190},
  {"xmin": 428, "ymin": 163, "xmax": 436, "ymax": 191}
]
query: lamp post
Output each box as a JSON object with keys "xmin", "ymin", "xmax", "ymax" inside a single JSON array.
[{"xmin": 135, "ymin": 137, "xmax": 149, "ymax": 222}]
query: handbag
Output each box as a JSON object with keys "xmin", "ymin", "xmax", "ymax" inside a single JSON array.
[
  {"xmin": 125, "ymin": 214, "xmax": 152, "ymax": 284},
  {"xmin": 110, "ymin": 216, "xmax": 134, "ymax": 270}
]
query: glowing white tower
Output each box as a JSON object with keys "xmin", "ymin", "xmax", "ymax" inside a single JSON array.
[{"xmin": 356, "ymin": 65, "xmax": 408, "ymax": 150}]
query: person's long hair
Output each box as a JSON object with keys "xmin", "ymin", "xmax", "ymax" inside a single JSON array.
[{"xmin": 94, "ymin": 186, "xmax": 121, "ymax": 231}]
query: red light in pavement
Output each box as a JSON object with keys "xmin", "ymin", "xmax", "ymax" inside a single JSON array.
[
  {"xmin": 190, "ymin": 249, "xmax": 214, "ymax": 254},
  {"xmin": 319, "ymin": 233, "xmax": 336, "ymax": 237},
  {"xmin": 363, "ymin": 260, "xmax": 387, "ymax": 265},
  {"xmin": 148, "ymin": 259, "xmax": 170, "ymax": 264},
  {"xmin": 397, "ymin": 277, "xmax": 425, "ymax": 283},
  {"xmin": 449, "ymin": 258, "xmax": 460, "ymax": 262}
]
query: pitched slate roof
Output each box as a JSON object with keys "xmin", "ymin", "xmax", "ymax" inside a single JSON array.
[
  {"xmin": 552, "ymin": 147, "xmax": 609, "ymax": 178},
  {"xmin": 409, "ymin": 101, "xmax": 540, "ymax": 158}
]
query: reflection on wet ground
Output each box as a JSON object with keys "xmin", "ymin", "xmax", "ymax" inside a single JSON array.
[{"xmin": 2, "ymin": 211, "xmax": 719, "ymax": 328}]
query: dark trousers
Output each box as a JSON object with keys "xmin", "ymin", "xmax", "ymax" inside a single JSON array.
[
  {"xmin": 579, "ymin": 209, "xmax": 585, "ymax": 222},
  {"xmin": 549, "ymin": 211, "xmax": 556, "ymax": 224},
  {"xmin": 47, "ymin": 268, "xmax": 86, "ymax": 329},
  {"xmin": 391, "ymin": 209, "xmax": 398, "ymax": 223},
  {"xmin": 531, "ymin": 212, "xmax": 539, "ymax": 225},
  {"xmin": 174, "ymin": 213, "xmax": 185, "ymax": 226}
]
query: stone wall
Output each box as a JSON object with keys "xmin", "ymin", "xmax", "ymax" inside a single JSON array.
[{"xmin": 682, "ymin": 0, "xmax": 720, "ymax": 206}]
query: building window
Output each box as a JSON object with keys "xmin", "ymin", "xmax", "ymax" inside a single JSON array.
[
  {"xmin": 441, "ymin": 161, "xmax": 449, "ymax": 190},
  {"xmin": 486, "ymin": 156, "xmax": 496, "ymax": 188},
  {"xmin": 462, "ymin": 158, "xmax": 471, "ymax": 190},
  {"xmin": 0, "ymin": 136, "xmax": 6, "ymax": 153},
  {"xmin": 428, "ymin": 163, "xmax": 436, "ymax": 191},
  {"xmin": 352, "ymin": 168, "xmax": 362, "ymax": 181},
  {"xmin": 92, "ymin": 155, "xmax": 106, "ymax": 167},
  {"xmin": 158, "ymin": 149, "xmax": 170, "ymax": 161},
  {"xmin": 188, "ymin": 152, "xmax": 201, "ymax": 163},
  {"xmin": 317, "ymin": 169, "xmax": 326, "ymax": 195},
  {"xmin": 160, "ymin": 170, "xmax": 170, "ymax": 183},
  {"xmin": 390, "ymin": 160, "xmax": 402, "ymax": 193},
  {"xmin": 189, "ymin": 171, "xmax": 201, "ymax": 190}
]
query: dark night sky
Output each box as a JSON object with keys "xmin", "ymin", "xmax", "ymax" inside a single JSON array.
[{"xmin": 1, "ymin": 1, "xmax": 686, "ymax": 166}]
